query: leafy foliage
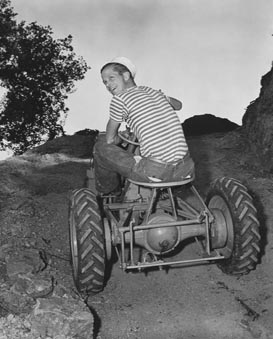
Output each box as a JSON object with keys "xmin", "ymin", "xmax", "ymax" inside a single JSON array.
[{"xmin": 0, "ymin": 0, "xmax": 89, "ymax": 154}]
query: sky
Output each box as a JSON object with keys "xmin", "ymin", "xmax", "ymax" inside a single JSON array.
[{"xmin": 3, "ymin": 0, "xmax": 273, "ymax": 136}]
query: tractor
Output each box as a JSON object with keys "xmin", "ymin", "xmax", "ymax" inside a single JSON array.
[{"xmin": 69, "ymin": 132, "xmax": 261, "ymax": 297}]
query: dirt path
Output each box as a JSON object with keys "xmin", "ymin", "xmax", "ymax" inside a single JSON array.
[{"xmin": 1, "ymin": 130, "xmax": 273, "ymax": 339}]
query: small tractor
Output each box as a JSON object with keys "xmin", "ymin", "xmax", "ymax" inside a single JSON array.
[{"xmin": 69, "ymin": 132, "xmax": 261, "ymax": 297}]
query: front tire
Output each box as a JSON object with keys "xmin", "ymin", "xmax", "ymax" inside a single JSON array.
[
  {"xmin": 69, "ymin": 188, "xmax": 105, "ymax": 296},
  {"xmin": 206, "ymin": 177, "xmax": 261, "ymax": 275}
]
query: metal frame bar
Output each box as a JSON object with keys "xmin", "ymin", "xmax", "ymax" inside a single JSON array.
[
  {"xmin": 123, "ymin": 254, "xmax": 225, "ymax": 271},
  {"xmin": 103, "ymin": 180, "xmax": 216, "ymax": 271}
]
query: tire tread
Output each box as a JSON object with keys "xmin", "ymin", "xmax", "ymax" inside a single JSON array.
[
  {"xmin": 69, "ymin": 188, "xmax": 105, "ymax": 296},
  {"xmin": 207, "ymin": 177, "xmax": 261, "ymax": 275}
]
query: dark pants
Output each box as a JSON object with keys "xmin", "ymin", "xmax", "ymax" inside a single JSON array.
[{"xmin": 93, "ymin": 134, "xmax": 195, "ymax": 194}]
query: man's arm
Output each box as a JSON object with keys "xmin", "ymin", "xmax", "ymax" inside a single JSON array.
[
  {"xmin": 168, "ymin": 96, "xmax": 182, "ymax": 111},
  {"xmin": 106, "ymin": 118, "xmax": 121, "ymax": 144}
]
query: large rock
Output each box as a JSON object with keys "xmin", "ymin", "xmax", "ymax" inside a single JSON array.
[
  {"xmin": 0, "ymin": 247, "xmax": 94, "ymax": 338},
  {"xmin": 242, "ymin": 65, "xmax": 273, "ymax": 170},
  {"xmin": 182, "ymin": 114, "xmax": 239, "ymax": 137},
  {"xmin": 28, "ymin": 297, "xmax": 93, "ymax": 338}
]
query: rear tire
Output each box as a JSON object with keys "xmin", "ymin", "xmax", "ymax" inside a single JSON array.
[
  {"xmin": 206, "ymin": 177, "xmax": 260, "ymax": 275},
  {"xmin": 69, "ymin": 188, "xmax": 105, "ymax": 296}
]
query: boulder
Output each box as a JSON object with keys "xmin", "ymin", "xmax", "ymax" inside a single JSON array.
[
  {"xmin": 182, "ymin": 114, "xmax": 239, "ymax": 137},
  {"xmin": 0, "ymin": 247, "xmax": 94, "ymax": 338},
  {"xmin": 28, "ymin": 297, "xmax": 93, "ymax": 338}
]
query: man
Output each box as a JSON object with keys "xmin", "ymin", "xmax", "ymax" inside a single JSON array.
[{"xmin": 93, "ymin": 57, "xmax": 194, "ymax": 195}]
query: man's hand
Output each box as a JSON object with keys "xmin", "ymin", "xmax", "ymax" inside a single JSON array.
[
  {"xmin": 168, "ymin": 96, "xmax": 182, "ymax": 111},
  {"xmin": 106, "ymin": 118, "xmax": 121, "ymax": 144},
  {"xmin": 119, "ymin": 128, "xmax": 136, "ymax": 142}
]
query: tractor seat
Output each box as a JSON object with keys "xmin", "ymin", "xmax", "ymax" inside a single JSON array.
[{"xmin": 128, "ymin": 175, "xmax": 194, "ymax": 188}]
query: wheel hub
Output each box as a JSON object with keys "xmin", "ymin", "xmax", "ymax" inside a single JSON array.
[{"xmin": 210, "ymin": 208, "xmax": 228, "ymax": 249}]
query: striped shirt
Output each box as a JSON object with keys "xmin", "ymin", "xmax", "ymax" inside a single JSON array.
[{"xmin": 110, "ymin": 86, "xmax": 188, "ymax": 163}]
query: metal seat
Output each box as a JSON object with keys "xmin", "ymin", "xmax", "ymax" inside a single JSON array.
[{"xmin": 128, "ymin": 175, "xmax": 194, "ymax": 188}]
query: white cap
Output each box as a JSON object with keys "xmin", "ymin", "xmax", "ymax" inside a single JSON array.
[{"xmin": 110, "ymin": 56, "xmax": 136, "ymax": 78}]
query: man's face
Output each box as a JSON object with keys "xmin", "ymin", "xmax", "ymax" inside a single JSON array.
[{"xmin": 101, "ymin": 66, "xmax": 127, "ymax": 96}]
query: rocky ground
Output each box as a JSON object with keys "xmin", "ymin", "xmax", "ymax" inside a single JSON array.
[{"xmin": 0, "ymin": 130, "xmax": 273, "ymax": 339}]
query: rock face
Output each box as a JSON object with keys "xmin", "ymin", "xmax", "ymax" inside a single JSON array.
[
  {"xmin": 242, "ymin": 65, "xmax": 273, "ymax": 170},
  {"xmin": 182, "ymin": 114, "xmax": 239, "ymax": 137},
  {"xmin": 30, "ymin": 131, "xmax": 98, "ymax": 159}
]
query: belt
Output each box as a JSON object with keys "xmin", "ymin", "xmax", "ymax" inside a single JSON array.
[{"xmin": 149, "ymin": 152, "xmax": 190, "ymax": 166}]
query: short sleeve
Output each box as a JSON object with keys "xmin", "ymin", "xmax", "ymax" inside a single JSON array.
[{"xmin": 109, "ymin": 96, "xmax": 127, "ymax": 123}]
